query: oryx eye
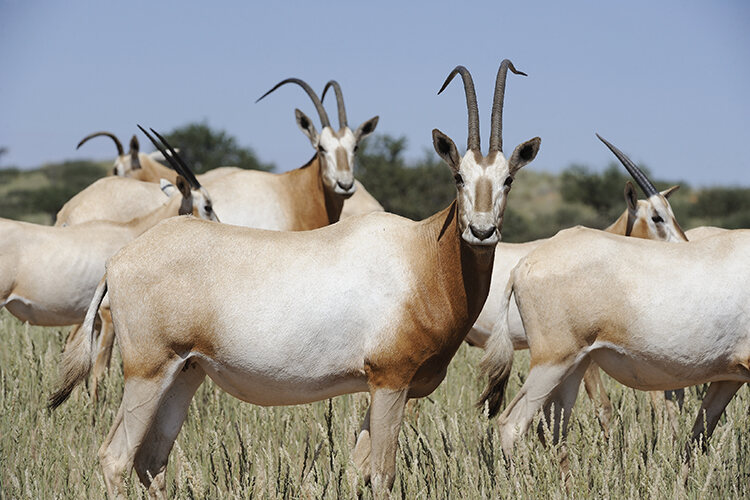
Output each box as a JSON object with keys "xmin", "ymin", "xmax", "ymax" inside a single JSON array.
[
  {"xmin": 652, "ymin": 215, "xmax": 663, "ymax": 223},
  {"xmin": 318, "ymin": 145, "xmax": 326, "ymax": 153},
  {"xmin": 504, "ymin": 177, "xmax": 513, "ymax": 187},
  {"xmin": 205, "ymin": 205, "xmax": 212, "ymax": 213},
  {"xmin": 454, "ymin": 173, "xmax": 464, "ymax": 185},
  {"xmin": 353, "ymin": 144, "xmax": 359, "ymax": 153}
]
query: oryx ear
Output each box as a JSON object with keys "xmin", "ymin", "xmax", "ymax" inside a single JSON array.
[
  {"xmin": 295, "ymin": 108, "xmax": 319, "ymax": 146},
  {"xmin": 432, "ymin": 129, "xmax": 460, "ymax": 174},
  {"xmin": 661, "ymin": 185, "xmax": 680, "ymax": 199},
  {"xmin": 160, "ymin": 178, "xmax": 177, "ymax": 197},
  {"xmin": 624, "ymin": 181, "xmax": 638, "ymax": 214},
  {"xmin": 508, "ymin": 137, "xmax": 541, "ymax": 174},
  {"xmin": 354, "ymin": 116, "xmax": 379, "ymax": 142},
  {"xmin": 175, "ymin": 175, "xmax": 191, "ymax": 199},
  {"xmin": 129, "ymin": 135, "xmax": 141, "ymax": 170}
]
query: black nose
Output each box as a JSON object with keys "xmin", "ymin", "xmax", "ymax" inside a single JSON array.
[
  {"xmin": 337, "ymin": 180, "xmax": 354, "ymax": 191},
  {"xmin": 470, "ymin": 225, "xmax": 495, "ymax": 241}
]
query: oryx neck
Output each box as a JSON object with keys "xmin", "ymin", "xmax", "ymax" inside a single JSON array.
[
  {"xmin": 605, "ymin": 210, "xmax": 634, "ymax": 237},
  {"xmin": 283, "ymin": 154, "xmax": 343, "ymax": 230}
]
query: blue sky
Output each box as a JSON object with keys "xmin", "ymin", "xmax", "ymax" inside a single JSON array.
[{"xmin": 1, "ymin": 1, "xmax": 748, "ymax": 187}]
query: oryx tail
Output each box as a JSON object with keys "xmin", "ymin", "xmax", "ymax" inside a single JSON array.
[
  {"xmin": 478, "ymin": 275, "xmax": 516, "ymax": 417},
  {"xmin": 48, "ymin": 277, "xmax": 108, "ymax": 409}
]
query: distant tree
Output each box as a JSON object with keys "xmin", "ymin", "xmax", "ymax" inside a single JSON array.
[
  {"xmin": 162, "ymin": 122, "xmax": 273, "ymax": 174},
  {"xmin": 0, "ymin": 147, "xmax": 8, "ymax": 165}
]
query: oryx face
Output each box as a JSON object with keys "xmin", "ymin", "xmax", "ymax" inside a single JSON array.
[
  {"xmin": 627, "ymin": 187, "xmax": 687, "ymax": 242},
  {"xmin": 296, "ymin": 109, "xmax": 378, "ymax": 199},
  {"xmin": 173, "ymin": 176, "xmax": 220, "ymax": 223},
  {"xmin": 433, "ymin": 130, "xmax": 541, "ymax": 246},
  {"xmin": 316, "ymin": 127, "xmax": 358, "ymax": 197}
]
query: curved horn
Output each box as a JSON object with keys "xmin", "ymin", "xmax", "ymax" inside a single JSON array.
[
  {"xmin": 321, "ymin": 80, "xmax": 348, "ymax": 129},
  {"xmin": 137, "ymin": 125, "xmax": 201, "ymax": 189},
  {"xmin": 596, "ymin": 133, "xmax": 658, "ymax": 197},
  {"xmin": 438, "ymin": 66, "xmax": 480, "ymax": 152},
  {"xmin": 256, "ymin": 78, "xmax": 331, "ymax": 128},
  {"xmin": 76, "ymin": 131, "xmax": 124, "ymax": 156},
  {"xmin": 489, "ymin": 59, "xmax": 527, "ymax": 153},
  {"xmin": 129, "ymin": 135, "xmax": 141, "ymax": 170}
]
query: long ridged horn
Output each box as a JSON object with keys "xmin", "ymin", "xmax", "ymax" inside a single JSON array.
[
  {"xmin": 596, "ymin": 133, "xmax": 658, "ymax": 197},
  {"xmin": 489, "ymin": 59, "xmax": 527, "ymax": 153},
  {"xmin": 76, "ymin": 131, "xmax": 124, "ymax": 156},
  {"xmin": 321, "ymin": 80, "xmax": 348, "ymax": 129},
  {"xmin": 438, "ymin": 66, "xmax": 480, "ymax": 152},
  {"xmin": 256, "ymin": 78, "xmax": 331, "ymax": 128},
  {"xmin": 136, "ymin": 125, "xmax": 201, "ymax": 189}
]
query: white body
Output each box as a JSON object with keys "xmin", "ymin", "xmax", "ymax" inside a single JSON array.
[{"xmin": 481, "ymin": 227, "xmax": 750, "ymax": 454}]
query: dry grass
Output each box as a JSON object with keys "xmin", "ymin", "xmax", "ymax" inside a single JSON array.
[{"xmin": 0, "ymin": 309, "xmax": 748, "ymax": 498}]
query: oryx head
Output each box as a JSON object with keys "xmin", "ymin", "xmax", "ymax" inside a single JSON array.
[
  {"xmin": 77, "ymin": 131, "xmax": 141, "ymax": 176},
  {"xmin": 256, "ymin": 78, "xmax": 378, "ymax": 198},
  {"xmin": 77, "ymin": 131, "xmax": 172, "ymax": 177},
  {"xmin": 433, "ymin": 61, "xmax": 541, "ymax": 247},
  {"xmin": 137, "ymin": 125, "xmax": 220, "ymax": 223},
  {"xmin": 598, "ymin": 134, "xmax": 687, "ymax": 242}
]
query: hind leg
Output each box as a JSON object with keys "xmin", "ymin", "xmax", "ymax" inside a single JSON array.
[
  {"xmin": 688, "ymin": 380, "xmax": 743, "ymax": 448},
  {"xmin": 581, "ymin": 363, "xmax": 612, "ymax": 439},
  {"xmin": 98, "ymin": 361, "xmax": 186, "ymax": 498},
  {"xmin": 351, "ymin": 406, "xmax": 372, "ymax": 483},
  {"xmin": 537, "ymin": 357, "xmax": 591, "ymax": 446},
  {"xmin": 92, "ymin": 308, "xmax": 115, "ymax": 402},
  {"xmin": 498, "ymin": 358, "xmax": 581, "ymax": 456},
  {"xmin": 134, "ymin": 361, "xmax": 205, "ymax": 499}
]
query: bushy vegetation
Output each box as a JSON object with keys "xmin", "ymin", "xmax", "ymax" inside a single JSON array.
[
  {"xmin": 1, "ymin": 311, "xmax": 748, "ymax": 498},
  {"xmin": 2, "ymin": 130, "xmax": 749, "ymax": 237},
  {"xmin": 162, "ymin": 122, "xmax": 274, "ymax": 174}
]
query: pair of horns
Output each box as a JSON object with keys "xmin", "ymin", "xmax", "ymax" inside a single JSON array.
[
  {"xmin": 77, "ymin": 131, "xmax": 141, "ymax": 169},
  {"xmin": 136, "ymin": 125, "xmax": 201, "ymax": 189},
  {"xmin": 256, "ymin": 78, "xmax": 350, "ymax": 130},
  {"xmin": 597, "ymin": 134, "xmax": 658, "ymax": 197},
  {"xmin": 438, "ymin": 59, "xmax": 526, "ymax": 153}
]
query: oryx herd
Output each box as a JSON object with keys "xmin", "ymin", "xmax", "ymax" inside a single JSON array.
[{"xmin": 0, "ymin": 59, "xmax": 746, "ymax": 498}]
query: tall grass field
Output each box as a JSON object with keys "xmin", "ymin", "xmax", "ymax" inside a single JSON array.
[{"xmin": 1, "ymin": 310, "xmax": 748, "ymax": 498}]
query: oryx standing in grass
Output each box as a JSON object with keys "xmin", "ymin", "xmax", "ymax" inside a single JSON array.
[
  {"xmin": 0, "ymin": 129, "xmax": 217, "ymax": 327},
  {"xmin": 203, "ymin": 78, "xmax": 379, "ymax": 229},
  {"xmin": 479, "ymin": 226, "xmax": 750, "ymax": 463},
  {"xmin": 50, "ymin": 60, "xmax": 540, "ymax": 498},
  {"xmin": 469, "ymin": 134, "xmax": 687, "ymax": 435}
]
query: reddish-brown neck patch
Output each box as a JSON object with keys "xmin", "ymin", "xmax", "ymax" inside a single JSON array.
[
  {"xmin": 282, "ymin": 155, "xmax": 344, "ymax": 230},
  {"xmin": 365, "ymin": 202, "xmax": 495, "ymax": 390}
]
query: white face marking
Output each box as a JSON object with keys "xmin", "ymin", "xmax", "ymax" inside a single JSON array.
[
  {"xmin": 113, "ymin": 156, "xmax": 127, "ymax": 176},
  {"xmin": 638, "ymin": 195, "xmax": 686, "ymax": 242},
  {"xmin": 454, "ymin": 151, "xmax": 513, "ymax": 246},
  {"xmin": 317, "ymin": 127, "xmax": 357, "ymax": 198},
  {"xmin": 192, "ymin": 187, "xmax": 220, "ymax": 222}
]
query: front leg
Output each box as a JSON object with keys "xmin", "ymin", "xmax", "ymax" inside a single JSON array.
[{"xmin": 369, "ymin": 387, "xmax": 408, "ymax": 494}]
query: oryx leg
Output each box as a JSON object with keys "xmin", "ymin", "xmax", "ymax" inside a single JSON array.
[
  {"xmin": 351, "ymin": 406, "xmax": 372, "ymax": 482},
  {"xmin": 688, "ymin": 380, "xmax": 743, "ymax": 449},
  {"xmin": 92, "ymin": 308, "xmax": 115, "ymax": 402},
  {"xmin": 537, "ymin": 357, "xmax": 591, "ymax": 446},
  {"xmin": 581, "ymin": 364, "xmax": 613, "ymax": 438},
  {"xmin": 134, "ymin": 361, "xmax": 205, "ymax": 499},
  {"xmin": 369, "ymin": 387, "xmax": 408, "ymax": 493},
  {"xmin": 497, "ymin": 358, "xmax": 582, "ymax": 456},
  {"xmin": 98, "ymin": 361, "xmax": 187, "ymax": 499},
  {"xmin": 648, "ymin": 390, "xmax": 681, "ymax": 435}
]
